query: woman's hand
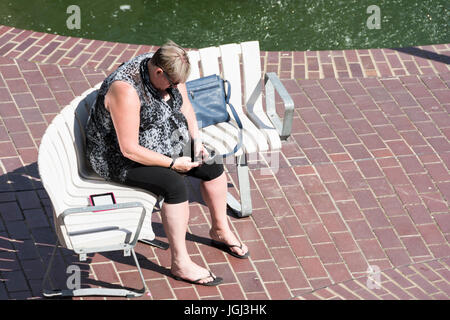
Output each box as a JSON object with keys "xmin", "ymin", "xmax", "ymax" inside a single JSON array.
[
  {"xmin": 172, "ymin": 156, "xmax": 200, "ymax": 173},
  {"xmin": 193, "ymin": 140, "xmax": 210, "ymax": 162}
]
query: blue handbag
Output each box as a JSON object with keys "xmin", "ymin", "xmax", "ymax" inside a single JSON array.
[{"xmin": 186, "ymin": 74, "xmax": 243, "ymax": 157}]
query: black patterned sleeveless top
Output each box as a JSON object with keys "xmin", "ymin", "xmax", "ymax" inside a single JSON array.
[{"xmin": 85, "ymin": 53, "xmax": 190, "ymax": 182}]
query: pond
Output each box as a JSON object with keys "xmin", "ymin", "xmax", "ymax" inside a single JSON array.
[{"xmin": 0, "ymin": 0, "xmax": 448, "ymax": 51}]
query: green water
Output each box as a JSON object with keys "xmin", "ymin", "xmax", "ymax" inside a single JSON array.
[{"xmin": 0, "ymin": 0, "xmax": 448, "ymax": 51}]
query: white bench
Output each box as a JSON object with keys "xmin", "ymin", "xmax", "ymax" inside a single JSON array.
[
  {"xmin": 37, "ymin": 40, "xmax": 294, "ymax": 297},
  {"xmin": 38, "ymin": 84, "xmax": 156, "ymax": 297},
  {"xmin": 187, "ymin": 41, "xmax": 294, "ymax": 217}
]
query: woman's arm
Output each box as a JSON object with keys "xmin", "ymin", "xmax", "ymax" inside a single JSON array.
[
  {"xmin": 178, "ymin": 83, "xmax": 209, "ymax": 159},
  {"xmin": 106, "ymin": 81, "xmax": 199, "ymax": 171},
  {"xmin": 179, "ymin": 83, "xmax": 199, "ymax": 141},
  {"xmin": 106, "ymin": 81, "xmax": 172, "ymax": 167}
]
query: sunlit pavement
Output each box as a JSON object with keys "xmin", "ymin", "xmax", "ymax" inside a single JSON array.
[{"xmin": 0, "ymin": 25, "xmax": 449, "ymax": 300}]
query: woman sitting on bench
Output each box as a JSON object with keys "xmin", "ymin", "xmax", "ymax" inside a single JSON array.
[{"xmin": 85, "ymin": 41, "xmax": 249, "ymax": 286}]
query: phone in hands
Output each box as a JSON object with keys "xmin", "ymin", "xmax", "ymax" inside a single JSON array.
[{"xmin": 190, "ymin": 140, "xmax": 216, "ymax": 164}]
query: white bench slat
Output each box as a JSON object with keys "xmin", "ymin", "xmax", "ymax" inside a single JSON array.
[
  {"xmin": 241, "ymin": 41, "xmax": 281, "ymax": 150},
  {"xmin": 200, "ymin": 121, "xmax": 244, "ymax": 157},
  {"xmin": 187, "ymin": 50, "xmax": 201, "ymax": 81},
  {"xmin": 219, "ymin": 43, "xmax": 269, "ymax": 153},
  {"xmin": 219, "ymin": 43, "xmax": 242, "ymax": 109},
  {"xmin": 198, "ymin": 46, "xmax": 221, "ymax": 76}
]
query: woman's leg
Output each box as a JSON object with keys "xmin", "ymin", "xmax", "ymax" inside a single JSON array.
[
  {"xmin": 161, "ymin": 201, "xmax": 215, "ymax": 284},
  {"xmin": 123, "ymin": 165, "xmax": 215, "ymax": 283},
  {"xmin": 199, "ymin": 171, "xmax": 248, "ymax": 256}
]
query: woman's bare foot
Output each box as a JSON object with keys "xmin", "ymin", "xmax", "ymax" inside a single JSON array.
[{"xmin": 209, "ymin": 228, "xmax": 249, "ymax": 257}]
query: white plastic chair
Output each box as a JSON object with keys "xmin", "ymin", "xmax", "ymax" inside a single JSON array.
[
  {"xmin": 38, "ymin": 84, "xmax": 160, "ymax": 298},
  {"xmin": 187, "ymin": 41, "xmax": 294, "ymax": 217}
]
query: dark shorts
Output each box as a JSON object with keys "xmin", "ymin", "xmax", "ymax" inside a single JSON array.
[{"xmin": 122, "ymin": 162, "xmax": 224, "ymax": 204}]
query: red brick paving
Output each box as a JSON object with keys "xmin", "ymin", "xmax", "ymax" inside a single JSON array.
[{"xmin": 0, "ymin": 25, "xmax": 449, "ymax": 300}]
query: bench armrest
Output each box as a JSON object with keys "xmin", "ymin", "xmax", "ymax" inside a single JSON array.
[
  {"xmin": 59, "ymin": 202, "xmax": 146, "ymax": 251},
  {"xmin": 264, "ymin": 72, "xmax": 295, "ymax": 140}
]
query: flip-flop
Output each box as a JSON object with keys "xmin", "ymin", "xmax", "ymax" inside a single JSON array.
[
  {"xmin": 211, "ymin": 239, "xmax": 250, "ymax": 259},
  {"xmin": 172, "ymin": 271, "xmax": 223, "ymax": 287}
]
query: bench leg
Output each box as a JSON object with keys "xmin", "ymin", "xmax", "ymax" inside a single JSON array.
[
  {"xmin": 42, "ymin": 242, "xmax": 148, "ymax": 298},
  {"xmin": 139, "ymin": 196, "xmax": 169, "ymax": 250},
  {"xmin": 227, "ymin": 153, "xmax": 252, "ymax": 218}
]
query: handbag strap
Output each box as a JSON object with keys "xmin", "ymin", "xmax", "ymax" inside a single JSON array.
[{"xmin": 220, "ymin": 79, "xmax": 243, "ymax": 158}]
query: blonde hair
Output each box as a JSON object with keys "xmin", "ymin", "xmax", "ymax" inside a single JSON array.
[{"xmin": 151, "ymin": 40, "xmax": 190, "ymax": 84}]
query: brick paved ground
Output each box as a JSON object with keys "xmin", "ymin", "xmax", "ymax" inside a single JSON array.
[{"xmin": 0, "ymin": 25, "xmax": 449, "ymax": 300}]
